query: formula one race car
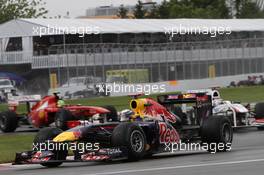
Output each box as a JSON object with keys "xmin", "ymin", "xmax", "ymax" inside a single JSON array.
[
  {"xmin": 0, "ymin": 93, "xmax": 117, "ymax": 132},
  {"xmin": 213, "ymin": 100, "xmax": 264, "ymax": 130},
  {"xmin": 188, "ymin": 89, "xmax": 264, "ymax": 130},
  {"xmin": 14, "ymin": 93, "xmax": 233, "ymax": 167}
]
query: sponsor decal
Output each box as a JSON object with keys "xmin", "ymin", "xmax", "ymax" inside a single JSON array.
[
  {"xmin": 159, "ymin": 122, "xmax": 180, "ymax": 144},
  {"xmin": 183, "ymin": 94, "xmax": 196, "ymax": 99},
  {"xmin": 167, "ymin": 95, "xmax": 179, "ymax": 100}
]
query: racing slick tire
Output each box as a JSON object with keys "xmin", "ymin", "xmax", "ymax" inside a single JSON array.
[
  {"xmin": 201, "ymin": 116, "xmax": 233, "ymax": 153},
  {"xmin": 112, "ymin": 123, "xmax": 146, "ymax": 161},
  {"xmin": 55, "ymin": 109, "xmax": 74, "ymax": 130},
  {"xmin": 255, "ymin": 102, "xmax": 264, "ymax": 119},
  {"xmin": 33, "ymin": 127, "xmax": 67, "ymax": 167},
  {"xmin": 255, "ymin": 103, "xmax": 264, "ymax": 130},
  {"xmin": 0, "ymin": 111, "xmax": 18, "ymax": 132},
  {"xmin": 101, "ymin": 105, "xmax": 118, "ymax": 122},
  {"xmin": 257, "ymin": 126, "xmax": 264, "ymax": 130}
]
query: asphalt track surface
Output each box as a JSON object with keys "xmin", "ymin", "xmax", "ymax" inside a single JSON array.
[{"xmin": 1, "ymin": 128, "xmax": 264, "ymax": 175}]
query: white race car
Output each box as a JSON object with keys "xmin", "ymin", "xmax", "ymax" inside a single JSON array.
[{"xmin": 188, "ymin": 89, "xmax": 264, "ymax": 129}]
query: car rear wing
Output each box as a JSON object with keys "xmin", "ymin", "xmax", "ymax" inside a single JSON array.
[
  {"xmin": 157, "ymin": 93, "xmax": 212, "ymax": 104},
  {"xmin": 7, "ymin": 95, "xmax": 42, "ymax": 112},
  {"xmin": 8, "ymin": 95, "xmax": 41, "ymax": 104}
]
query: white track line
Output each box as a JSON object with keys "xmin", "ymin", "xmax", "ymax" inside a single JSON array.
[
  {"xmin": 84, "ymin": 158, "xmax": 264, "ymax": 175},
  {"xmin": 0, "ymin": 163, "xmax": 11, "ymax": 166}
]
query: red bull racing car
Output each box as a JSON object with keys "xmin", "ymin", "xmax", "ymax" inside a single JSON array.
[
  {"xmin": 14, "ymin": 92, "xmax": 233, "ymax": 167},
  {"xmin": 0, "ymin": 93, "xmax": 117, "ymax": 132}
]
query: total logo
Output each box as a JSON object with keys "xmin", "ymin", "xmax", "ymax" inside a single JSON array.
[{"xmin": 159, "ymin": 122, "xmax": 180, "ymax": 144}]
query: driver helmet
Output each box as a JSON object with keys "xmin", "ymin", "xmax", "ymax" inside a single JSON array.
[
  {"xmin": 57, "ymin": 99, "xmax": 65, "ymax": 107},
  {"xmin": 120, "ymin": 109, "xmax": 134, "ymax": 122},
  {"xmin": 212, "ymin": 98, "xmax": 223, "ymax": 106}
]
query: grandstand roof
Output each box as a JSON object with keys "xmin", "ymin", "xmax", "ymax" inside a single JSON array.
[{"xmin": 1, "ymin": 18, "xmax": 264, "ymax": 38}]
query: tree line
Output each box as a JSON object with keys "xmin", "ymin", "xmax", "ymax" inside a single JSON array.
[
  {"xmin": 118, "ymin": 0, "xmax": 264, "ymax": 19},
  {"xmin": 1, "ymin": 0, "xmax": 264, "ymax": 25},
  {"xmin": 0, "ymin": 0, "xmax": 47, "ymax": 24}
]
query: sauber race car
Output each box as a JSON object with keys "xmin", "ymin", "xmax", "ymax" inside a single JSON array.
[
  {"xmin": 188, "ymin": 89, "xmax": 264, "ymax": 130},
  {"xmin": 13, "ymin": 93, "xmax": 233, "ymax": 167},
  {"xmin": 0, "ymin": 93, "xmax": 117, "ymax": 132}
]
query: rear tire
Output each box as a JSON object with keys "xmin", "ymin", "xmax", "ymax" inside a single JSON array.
[
  {"xmin": 255, "ymin": 102, "xmax": 264, "ymax": 119},
  {"xmin": 201, "ymin": 116, "xmax": 233, "ymax": 153},
  {"xmin": 55, "ymin": 109, "xmax": 74, "ymax": 130},
  {"xmin": 101, "ymin": 105, "xmax": 118, "ymax": 122},
  {"xmin": 112, "ymin": 123, "xmax": 146, "ymax": 161},
  {"xmin": 257, "ymin": 126, "xmax": 264, "ymax": 130},
  {"xmin": 0, "ymin": 111, "xmax": 18, "ymax": 132},
  {"xmin": 33, "ymin": 127, "xmax": 67, "ymax": 167}
]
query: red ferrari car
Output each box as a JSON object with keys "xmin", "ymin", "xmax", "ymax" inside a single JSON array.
[{"xmin": 0, "ymin": 93, "xmax": 117, "ymax": 132}]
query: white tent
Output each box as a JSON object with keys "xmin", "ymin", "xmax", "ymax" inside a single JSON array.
[
  {"xmin": 1, "ymin": 18, "xmax": 264, "ymax": 54},
  {"xmin": 1, "ymin": 18, "xmax": 264, "ymax": 38}
]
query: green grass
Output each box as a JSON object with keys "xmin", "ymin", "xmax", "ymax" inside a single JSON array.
[
  {"xmin": 71, "ymin": 86, "xmax": 264, "ymax": 107},
  {"xmin": 2, "ymin": 86, "xmax": 264, "ymax": 113},
  {"xmin": 0, "ymin": 85, "xmax": 264, "ymax": 163},
  {"xmin": 0, "ymin": 133, "xmax": 34, "ymax": 163},
  {"xmin": 219, "ymin": 86, "xmax": 264, "ymax": 103}
]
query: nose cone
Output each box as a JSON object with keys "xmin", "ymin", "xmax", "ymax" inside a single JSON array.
[{"xmin": 53, "ymin": 132, "xmax": 79, "ymax": 142}]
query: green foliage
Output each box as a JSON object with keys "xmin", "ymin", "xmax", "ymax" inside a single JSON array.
[
  {"xmin": 168, "ymin": 0, "xmax": 230, "ymax": 18},
  {"xmin": 117, "ymin": 4, "xmax": 129, "ymax": 19},
  {"xmin": 235, "ymin": 0, "xmax": 264, "ymax": 18},
  {"xmin": 0, "ymin": 0, "xmax": 48, "ymax": 24},
  {"xmin": 158, "ymin": 0, "xmax": 170, "ymax": 19},
  {"xmin": 145, "ymin": 4, "xmax": 160, "ymax": 18},
  {"xmin": 133, "ymin": 0, "xmax": 263, "ymax": 19},
  {"xmin": 133, "ymin": 0, "xmax": 147, "ymax": 19}
]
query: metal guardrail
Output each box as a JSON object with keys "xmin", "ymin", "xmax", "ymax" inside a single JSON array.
[
  {"xmin": 0, "ymin": 51, "xmax": 32, "ymax": 64},
  {"xmin": 1, "ymin": 39, "xmax": 264, "ymax": 82},
  {"xmin": 31, "ymin": 47, "xmax": 264, "ymax": 69},
  {"xmin": 1, "ymin": 38, "xmax": 264, "ymax": 94}
]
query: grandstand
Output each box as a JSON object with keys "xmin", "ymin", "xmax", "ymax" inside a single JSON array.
[{"xmin": 0, "ymin": 18, "xmax": 264, "ymax": 94}]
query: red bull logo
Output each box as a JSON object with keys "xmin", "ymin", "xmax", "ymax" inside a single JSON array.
[{"xmin": 159, "ymin": 123, "xmax": 180, "ymax": 143}]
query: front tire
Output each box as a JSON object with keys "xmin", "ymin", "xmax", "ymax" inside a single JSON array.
[
  {"xmin": 201, "ymin": 116, "xmax": 233, "ymax": 153},
  {"xmin": 0, "ymin": 111, "xmax": 18, "ymax": 132},
  {"xmin": 33, "ymin": 127, "xmax": 67, "ymax": 167},
  {"xmin": 112, "ymin": 123, "xmax": 146, "ymax": 161}
]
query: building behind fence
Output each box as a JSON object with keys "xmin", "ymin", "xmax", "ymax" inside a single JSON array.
[
  {"xmin": 44, "ymin": 38, "xmax": 264, "ymax": 86},
  {"xmin": 0, "ymin": 19, "xmax": 264, "ymax": 95}
]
